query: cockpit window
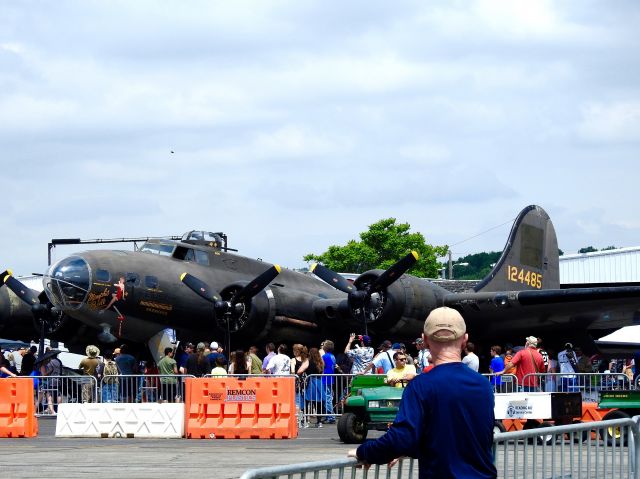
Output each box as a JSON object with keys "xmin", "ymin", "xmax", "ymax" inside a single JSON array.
[
  {"xmin": 95, "ymin": 269, "xmax": 110, "ymax": 282},
  {"xmin": 195, "ymin": 250, "xmax": 210, "ymax": 266},
  {"xmin": 174, "ymin": 246, "xmax": 194, "ymax": 261},
  {"xmin": 140, "ymin": 242, "xmax": 175, "ymax": 256},
  {"xmin": 173, "ymin": 246, "xmax": 209, "ymax": 265}
]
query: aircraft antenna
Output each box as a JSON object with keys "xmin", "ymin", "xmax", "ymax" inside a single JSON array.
[{"xmin": 448, "ymin": 217, "xmax": 515, "ymax": 247}]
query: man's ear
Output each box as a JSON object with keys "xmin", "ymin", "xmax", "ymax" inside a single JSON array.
[
  {"xmin": 422, "ymin": 333, "xmax": 429, "ymax": 349},
  {"xmin": 460, "ymin": 333, "xmax": 469, "ymax": 352}
]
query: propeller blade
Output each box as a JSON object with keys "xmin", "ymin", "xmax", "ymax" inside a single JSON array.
[
  {"xmin": 231, "ymin": 265, "xmax": 281, "ymax": 304},
  {"xmin": 180, "ymin": 272, "xmax": 222, "ymax": 305},
  {"xmin": 370, "ymin": 251, "xmax": 419, "ymax": 292},
  {"xmin": 310, "ymin": 263, "xmax": 355, "ymax": 294},
  {"xmin": 3, "ymin": 271, "xmax": 40, "ymax": 306}
]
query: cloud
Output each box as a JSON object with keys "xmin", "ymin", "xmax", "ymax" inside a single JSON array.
[
  {"xmin": 577, "ymin": 101, "xmax": 640, "ymax": 143},
  {"xmin": 1, "ymin": 0, "xmax": 639, "ymax": 277}
]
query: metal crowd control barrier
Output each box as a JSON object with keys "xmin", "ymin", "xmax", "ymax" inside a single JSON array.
[
  {"xmin": 494, "ymin": 417, "xmax": 640, "ymax": 478},
  {"xmin": 241, "ymin": 418, "xmax": 640, "ymax": 479},
  {"xmin": 522, "ymin": 373, "xmax": 631, "ymax": 401},
  {"xmin": 29, "ymin": 375, "xmax": 98, "ymax": 416},
  {"xmin": 301, "ymin": 373, "xmax": 362, "ymax": 428},
  {"xmin": 240, "ymin": 457, "xmax": 417, "ymax": 479},
  {"xmin": 98, "ymin": 374, "xmax": 194, "ymax": 403},
  {"xmin": 482, "ymin": 373, "xmax": 518, "ymax": 393}
]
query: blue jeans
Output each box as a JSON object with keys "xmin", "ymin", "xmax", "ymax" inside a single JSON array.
[
  {"xmin": 322, "ymin": 384, "xmax": 335, "ymax": 422},
  {"xmin": 102, "ymin": 383, "xmax": 118, "ymax": 403},
  {"xmin": 560, "ymin": 376, "xmax": 577, "ymax": 392}
]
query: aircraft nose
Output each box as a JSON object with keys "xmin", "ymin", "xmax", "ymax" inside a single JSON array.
[{"xmin": 44, "ymin": 256, "xmax": 91, "ymax": 310}]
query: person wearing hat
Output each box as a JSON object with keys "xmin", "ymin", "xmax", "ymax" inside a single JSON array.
[
  {"xmin": 349, "ymin": 307, "xmax": 496, "ymax": 478},
  {"xmin": 207, "ymin": 341, "xmax": 227, "ymax": 370},
  {"xmin": 344, "ymin": 333, "xmax": 374, "ymax": 374},
  {"xmin": 498, "ymin": 336, "xmax": 545, "ymax": 392},
  {"xmin": 361, "ymin": 340, "xmax": 395, "ymax": 374},
  {"xmin": 79, "ymin": 345, "xmax": 101, "ymax": 403}
]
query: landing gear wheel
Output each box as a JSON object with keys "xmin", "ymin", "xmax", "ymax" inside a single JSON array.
[
  {"xmin": 337, "ymin": 412, "xmax": 368, "ymax": 444},
  {"xmin": 600, "ymin": 410, "xmax": 630, "ymax": 446}
]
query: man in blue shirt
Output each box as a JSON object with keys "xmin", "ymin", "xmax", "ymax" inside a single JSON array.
[{"xmin": 349, "ymin": 307, "xmax": 496, "ymax": 479}]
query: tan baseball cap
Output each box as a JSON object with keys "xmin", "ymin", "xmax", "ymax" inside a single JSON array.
[{"xmin": 424, "ymin": 307, "xmax": 466, "ymax": 342}]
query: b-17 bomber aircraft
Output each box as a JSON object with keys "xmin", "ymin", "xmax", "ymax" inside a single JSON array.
[{"xmin": 2, "ymin": 205, "xmax": 640, "ymax": 359}]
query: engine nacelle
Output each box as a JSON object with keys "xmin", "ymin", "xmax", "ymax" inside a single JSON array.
[
  {"xmin": 218, "ymin": 281, "xmax": 276, "ymax": 338},
  {"xmin": 354, "ymin": 270, "xmax": 445, "ymax": 339}
]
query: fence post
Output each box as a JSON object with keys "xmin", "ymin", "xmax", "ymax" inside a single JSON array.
[{"xmin": 633, "ymin": 415, "xmax": 640, "ymax": 479}]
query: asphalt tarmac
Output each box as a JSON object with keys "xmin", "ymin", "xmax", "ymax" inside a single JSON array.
[{"xmin": 0, "ymin": 417, "xmax": 384, "ymax": 479}]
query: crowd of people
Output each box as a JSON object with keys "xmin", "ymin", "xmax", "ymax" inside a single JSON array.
[{"xmin": 2, "ymin": 330, "xmax": 638, "ymax": 410}]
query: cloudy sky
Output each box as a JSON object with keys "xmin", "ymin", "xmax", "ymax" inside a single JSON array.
[{"xmin": 1, "ymin": 1, "xmax": 639, "ymax": 276}]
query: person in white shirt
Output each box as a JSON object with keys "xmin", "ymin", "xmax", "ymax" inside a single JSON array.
[
  {"xmin": 265, "ymin": 344, "xmax": 291, "ymax": 375},
  {"xmin": 462, "ymin": 341, "xmax": 479, "ymax": 372}
]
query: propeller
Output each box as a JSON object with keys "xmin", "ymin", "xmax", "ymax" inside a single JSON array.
[
  {"xmin": 180, "ymin": 264, "xmax": 281, "ymax": 354},
  {"xmin": 311, "ymin": 251, "xmax": 419, "ymax": 333},
  {"xmin": 1, "ymin": 270, "xmax": 60, "ymax": 358}
]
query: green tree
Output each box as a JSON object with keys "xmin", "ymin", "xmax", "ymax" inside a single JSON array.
[
  {"xmin": 304, "ymin": 218, "xmax": 448, "ymax": 278},
  {"xmin": 442, "ymin": 251, "xmax": 502, "ymax": 280},
  {"xmin": 578, "ymin": 246, "xmax": 598, "ymax": 254}
]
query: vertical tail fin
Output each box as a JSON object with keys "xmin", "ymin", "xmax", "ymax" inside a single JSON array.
[{"xmin": 474, "ymin": 205, "xmax": 559, "ymax": 292}]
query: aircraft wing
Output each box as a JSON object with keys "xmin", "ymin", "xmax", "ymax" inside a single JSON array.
[{"xmin": 443, "ymin": 285, "xmax": 640, "ymax": 338}]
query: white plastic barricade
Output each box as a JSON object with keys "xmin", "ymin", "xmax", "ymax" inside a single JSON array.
[
  {"xmin": 494, "ymin": 392, "xmax": 552, "ymax": 420},
  {"xmin": 55, "ymin": 402, "xmax": 184, "ymax": 438}
]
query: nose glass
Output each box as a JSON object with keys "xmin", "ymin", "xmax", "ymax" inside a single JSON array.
[{"xmin": 44, "ymin": 256, "xmax": 91, "ymax": 310}]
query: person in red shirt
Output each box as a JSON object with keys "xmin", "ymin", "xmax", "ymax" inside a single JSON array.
[{"xmin": 497, "ymin": 336, "xmax": 545, "ymax": 392}]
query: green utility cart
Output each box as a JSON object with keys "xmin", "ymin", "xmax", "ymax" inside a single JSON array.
[{"xmin": 337, "ymin": 375, "xmax": 405, "ymax": 444}]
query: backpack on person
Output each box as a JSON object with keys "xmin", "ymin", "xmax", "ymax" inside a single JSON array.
[{"xmin": 103, "ymin": 360, "xmax": 119, "ymax": 384}]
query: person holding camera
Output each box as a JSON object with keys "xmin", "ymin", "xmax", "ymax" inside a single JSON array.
[{"xmin": 344, "ymin": 333, "xmax": 374, "ymax": 374}]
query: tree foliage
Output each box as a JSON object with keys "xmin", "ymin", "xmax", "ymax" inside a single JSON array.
[
  {"xmin": 304, "ymin": 218, "xmax": 448, "ymax": 278},
  {"xmin": 442, "ymin": 251, "xmax": 503, "ymax": 280}
]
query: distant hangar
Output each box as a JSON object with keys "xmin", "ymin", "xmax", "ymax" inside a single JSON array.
[{"xmin": 560, "ymin": 247, "xmax": 640, "ymax": 286}]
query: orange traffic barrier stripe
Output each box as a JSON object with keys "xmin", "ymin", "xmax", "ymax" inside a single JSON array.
[
  {"xmin": 581, "ymin": 402, "xmax": 615, "ymax": 423},
  {"xmin": 0, "ymin": 378, "xmax": 38, "ymax": 438},
  {"xmin": 185, "ymin": 376, "xmax": 297, "ymax": 439}
]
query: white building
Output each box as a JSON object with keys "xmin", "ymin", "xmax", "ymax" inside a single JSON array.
[{"xmin": 559, "ymin": 247, "xmax": 640, "ymax": 285}]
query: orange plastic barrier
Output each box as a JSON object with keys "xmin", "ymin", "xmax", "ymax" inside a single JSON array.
[
  {"xmin": 0, "ymin": 378, "xmax": 38, "ymax": 438},
  {"xmin": 185, "ymin": 376, "xmax": 297, "ymax": 439},
  {"xmin": 581, "ymin": 402, "xmax": 615, "ymax": 423}
]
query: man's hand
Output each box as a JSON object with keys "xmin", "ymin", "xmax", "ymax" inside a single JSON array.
[
  {"xmin": 347, "ymin": 449, "xmax": 370, "ymax": 469},
  {"xmin": 388, "ymin": 456, "xmax": 405, "ymax": 468}
]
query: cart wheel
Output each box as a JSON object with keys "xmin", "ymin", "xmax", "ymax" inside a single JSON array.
[
  {"xmin": 337, "ymin": 412, "xmax": 368, "ymax": 444},
  {"xmin": 600, "ymin": 410, "xmax": 630, "ymax": 446}
]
